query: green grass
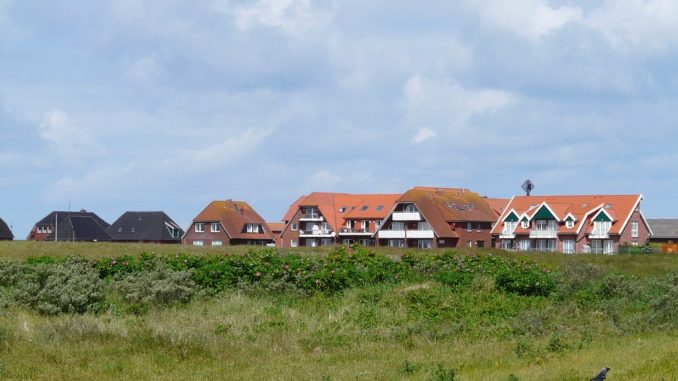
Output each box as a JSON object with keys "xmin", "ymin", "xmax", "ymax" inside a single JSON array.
[{"xmin": 2, "ymin": 242, "xmax": 678, "ymax": 380}]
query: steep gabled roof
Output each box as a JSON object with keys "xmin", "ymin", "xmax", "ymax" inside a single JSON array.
[
  {"xmin": 491, "ymin": 195, "xmax": 643, "ymax": 236},
  {"xmin": 0, "ymin": 218, "xmax": 13, "ymax": 240},
  {"xmin": 484, "ymin": 198, "xmax": 511, "ymax": 218},
  {"xmin": 394, "ymin": 187, "xmax": 499, "ymax": 238},
  {"xmin": 267, "ymin": 222, "xmax": 286, "ymax": 233},
  {"xmin": 37, "ymin": 211, "xmax": 110, "ymax": 229},
  {"xmin": 193, "ymin": 200, "xmax": 273, "ymax": 241},
  {"xmin": 107, "ymin": 211, "xmax": 184, "ymax": 242}
]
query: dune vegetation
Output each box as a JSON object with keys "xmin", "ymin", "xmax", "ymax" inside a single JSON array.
[{"xmin": 1, "ymin": 242, "xmax": 677, "ymax": 380}]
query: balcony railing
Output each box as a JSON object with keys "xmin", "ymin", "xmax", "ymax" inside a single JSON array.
[
  {"xmin": 378, "ymin": 230, "xmax": 406, "ymax": 239},
  {"xmin": 300, "ymin": 214, "xmax": 324, "ymax": 221},
  {"xmin": 589, "ymin": 231, "xmax": 610, "ymax": 239},
  {"xmin": 406, "ymin": 230, "xmax": 435, "ymax": 239},
  {"xmin": 339, "ymin": 228, "xmax": 371, "ymax": 235},
  {"xmin": 499, "ymin": 230, "xmax": 515, "ymax": 239},
  {"xmin": 392, "ymin": 212, "xmax": 421, "ymax": 221},
  {"xmin": 299, "ymin": 230, "xmax": 334, "ymax": 237},
  {"xmin": 529, "ymin": 229, "xmax": 558, "ymax": 239}
]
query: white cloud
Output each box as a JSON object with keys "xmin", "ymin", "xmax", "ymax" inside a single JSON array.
[
  {"xmin": 466, "ymin": 0, "xmax": 583, "ymax": 41},
  {"xmin": 128, "ymin": 55, "xmax": 163, "ymax": 81},
  {"xmin": 181, "ymin": 127, "xmax": 274, "ymax": 168},
  {"xmin": 586, "ymin": 0, "xmax": 678, "ymax": 52},
  {"xmin": 220, "ymin": 0, "xmax": 331, "ymax": 35},
  {"xmin": 309, "ymin": 170, "xmax": 341, "ymax": 187},
  {"xmin": 412, "ymin": 128, "xmax": 436, "ymax": 144},
  {"xmin": 39, "ymin": 110, "xmax": 98, "ymax": 156},
  {"xmin": 403, "ymin": 75, "xmax": 514, "ymax": 132}
]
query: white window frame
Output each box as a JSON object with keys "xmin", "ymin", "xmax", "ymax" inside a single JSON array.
[
  {"xmin": 247, "ymin": 224, "xmax": 260, "ymax": 234},
  {"xmin": 211, "ymin": 222, "xmax": 220, "ymax": 232},
  {"xmin": 361, "ymin": 220, "xmax": 368, "ymax": 231},
  {"xmin": 391, "ymin": 221, "xmax": 405, "ymax": 231},
  {"xmin": 604, "ymin": 240, "xmax": 614, "ymax": 255},
  {"xmin": 519, "ymin": 240, "xmax": 531, "ymax": 251},
  {"xmin": 631, "ymin": 221, "xmax": 639, "ymax": 238},
  {"xmin": 467, "ymin": 223, "xmax": 472, "ymax": 232},
  {"xmin": 192, "ymin": 240, "xmax": 204, "ymax": 246},
  {"xmin": 404, "ymin": 204, "xmax": 418, "ymax": 213},
  {"xmin": 476, "ymin": 223, "xmax": 482, "ymax": 232},
  {"xmin": 290, "ymin": 239, "xmax": 298, "ymax": 247},
  {"xmin": 212, "ymin": 240, "xmax": 223, "ymax": 247},
  {"xmin": 418, "ymin": 240, "xmax": 433, "ymax": 249},
  {"xmin": 467, "ymin": 240, "xmax": 473, "ymax": 248},
  {"xmin": 566, "ymin": 220, "xmax": 574, "ymax": 229},
  {"xmin": 563, "ymin": 240, "xmax": 575, "ymax": 254},
  {"xmin": 291, "ymin": 222, "xmax": 298, "ymax": 231},
  {"xmin": 388, "ymin": 239, "xmax": 405, "ymax": 248},
  {"xmin": 195, "ymin": 223, "xmax": 204, "ymax": 233},
  {"xmin": 521, "ymin": 220, "xmax": 529, "ymax": 229}
]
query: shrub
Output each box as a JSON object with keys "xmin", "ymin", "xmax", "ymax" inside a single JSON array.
[
  {"xmin": 111, "ymin": 263, "xmax": 195, "ymax": 310},
  {"xmin": 429, "ymin": 364, "xmax": 457, "ymax": 381},
  {"xmin": 10, "ymin": 258, "xmax": 103, "ymax": 315},
  {"xmin": 494, "ymin": 264, "xmax": 555, "ymax": 297}
]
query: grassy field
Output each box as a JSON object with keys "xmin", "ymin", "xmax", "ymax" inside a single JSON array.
[{"xmin": 1, "ymin": 241, "xmax": 678, "ymax": 380}]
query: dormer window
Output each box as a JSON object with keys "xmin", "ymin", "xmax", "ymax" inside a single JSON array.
[
  {"xmin": 521, "ymin": 220, "xmax": 529, "ymax": 229},
  {"xmin": 361, "ymin": 205, "xmax": 369, "ymax": 211},
  {"xmin": 246, "ymin": 224, "xmax": 261, "ymax": 234},
  {"xmin": 566, "ymin": 220, "xmax": 574, "ymax": 229},
  {"xmin": 404, "ymin": 204, "xmax": 418, "ymax": 213},
  {"xmin": 338, "ymin": 207, "xmax": 347, "ymax": 213}
]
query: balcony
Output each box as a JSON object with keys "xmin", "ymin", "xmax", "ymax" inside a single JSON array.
[
  {"xmin": 589, "ymin": 232, "xmax": 610, "ymax": 239},
  {"xmin": 406, "ymin": 230, "xmax": 435, "ymax": 239},
  {"xmin": 499, "ymin": 230, "xmax": 515, "ymax": 239},
  {"xmin": 392, "ymin": 212, "xmax": 421, "ymax": 221},
  {"xmin": 529, "ymin": 230, "xmax": 558, "ymax": 239},
  {"xmin": 299, "ymin": 214, "xmax": 324, "ymax": 222},
  {"xmin": 299, "ymin": 230, "xmax": 334, "ymax": 238},
  {"xmin": 378, "ymin": 230, "xmax": 406, "ymax": 239},
  {"xmin": 339, "ymin": 228, "xmax": 372, "ymax": 236}
]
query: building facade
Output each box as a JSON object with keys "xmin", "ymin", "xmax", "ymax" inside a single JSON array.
[
  {"xmin": 491, "ymin": 195, "xmax": 651, "ymax": 254},
  {"xmin": 375, "ymin": 187, "xmax": 504, "ymax": 249},
  {"xmin": 182, "ymin": 200, "xmax": 274, "ymax": 246}
]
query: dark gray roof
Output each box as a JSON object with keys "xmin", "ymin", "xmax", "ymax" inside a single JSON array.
[
  {"xmin": 37, "ymin": 211, "xmax": 110, "ymax": 229},
  {"xmin": 0, "ymin": 218, "xmax": 13, "ymax": 240},
  {"xmin": 106, "ymin": 211, "xmax": 184, "ymax": 242},
  {"xmin": 647, "ymin": 219, "xmax": 678, "ymax": 239},
  {"xmin": 45, "ymin": 215, "xmax": 112, "ymax": 242}
]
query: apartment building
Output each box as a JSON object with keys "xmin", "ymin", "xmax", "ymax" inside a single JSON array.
[
  {"xmin": 279, "ymin": 193, "xmax": 400, "ymax": 247},
  {"xmin": 491, "ymin": 195, "xmax": 651, "ymax": 254},
  {"xmin": 375, "ymin": 187, "xmax": 503, "ymax": 249}
]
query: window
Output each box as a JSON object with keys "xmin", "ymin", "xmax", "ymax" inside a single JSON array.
[
  {"xmin": 290, "ymin": 239, "xmax": 298, "ymax": 247},
  {"xmin": 501, "ymin": 240, "xmax": 513, "ymax": 250},
  {"xmin": 246, "ymin": 224, "xmax": 260, "ymax": 234},
  {"xmin": 359, "ymin": 239, "xmax": 372, "ymax": 246},
  {"xmin": 212, "ymin": 240, "xmax": 223, "ymax": 247},
  {"xmin": 360, "ymin": 205, "xmax": 369, "ymax": 211},
  {"xmin": 477, "ymin": 240, "xmax": 485, "ymax": 248},
  {"xmin": 631, "ymin": 221, "xmax": 639, "ymax": 238},
  {"xmin": 291, "ymin": 223, "xmax": 298, "ymax": 231},
  {"xmin": 566, "ymin": 220, "xmax": 574, "ymax": 229},
  {"xmin": 338, "ymin": 207, "xmax": 347, "ymax": 213},
  {"xmin": 467, "ymin": 223, "xmax": 472, "ymax": 232},
  {"xmin": 117, "ymin": 227, "xmax": 123, "ymax": 233},
  {"xmin": 503, "ymin": 221, "xmax": 517, "ymax": 235},
  {"xmin": 418, "ymin": 240, "xmax": 433, "ymax": 249},
  {"xmin": 211, "ymin": 223, "xmax": 220, "ymax": 232},
  {"xmin": 604, "ymin": 240, "xmax": 614, "ymax": 254},
  {"xmin": 195, "ymin": 223, "xmax": 204, "ymax": 233},
  {"xmin": 388, "ymin": 239, "xmax": 405, "ymax": 248},
  {"xmin": 519, "ymin": 240, "xmax": 531, "ymax": 251},
  {"xmin": 521, "ymin": 220, "xmax": 529, "ymax": 229},
  {"xmin": 563, "ymin": 240, "xmax": 575, "ymax": 254},
  {"xmin": 375, "ymin": 205, "xmax": 384, "ymax": 211},
  {"xmin": 375, "ymin": 220, "xmax": 382, "ymax": 228},
  {"xmin": 592, "ymin": 221, "xmax": 612, "ymax": 236},
  {"xmin": 192, "ymin": 240, "xmax": 204, "ymax": 246},
  {"xmin": 418, "ymin": 221, "xmax": 431, "ymax": 231},
  {"xmin": 467, "ymin": 240, "xmax": 473, "ymax": 248},
  {"xmin": 477, "ymin": 223, "xmax": 482, "ymax": 232},
  {"xmin": 361, "ymin": 220, "xmax": 369, "ymax": 231},
  {"xmin": 304, "ymin": 208, "xmax": 319, "ymax": 218},
  {"xmin": 404, "ymin": 204, "xmax": 418, "ymax": 213},
  {"xmin": 391, "ymin": 221, "xmax": 405, "ymax": 230}
]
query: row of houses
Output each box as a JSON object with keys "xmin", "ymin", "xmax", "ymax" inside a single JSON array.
[{"xmin": 2, "ymin": 186, "xmax": 673, "ymax": 254}]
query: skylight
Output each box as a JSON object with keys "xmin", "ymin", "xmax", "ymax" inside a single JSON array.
[
  {"xmin": 375, "ymin": 205, "xmax": 384, "ymax": 211},
  {"xmin": 361, "ymin": 205, "xmax": 369, "ymax": 211}
]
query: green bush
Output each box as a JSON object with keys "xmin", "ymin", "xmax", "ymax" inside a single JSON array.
[
  {"xmin": 111, "ymin": 263, "xmax": 195, "ymax": 309},
  {"xmin": 429, "ymin": 364, "xmax": 457, "ymax": 381},
  {"xmin": 8, "ymin": 258, "xmax": 103, "ymax": 315}
]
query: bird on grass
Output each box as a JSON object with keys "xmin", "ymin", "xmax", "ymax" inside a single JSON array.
[{"xmin": 589, "ymin": 367, "xmax": 610, "ymax": 381}]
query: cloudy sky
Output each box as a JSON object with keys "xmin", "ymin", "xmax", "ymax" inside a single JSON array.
[{"xmin": 2, "ymin": 0, "xmax": 678, "ymax": 238}]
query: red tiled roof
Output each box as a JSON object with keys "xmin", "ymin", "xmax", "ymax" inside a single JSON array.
[
  {"xmin": 485, "ymin": 198, "xmax": 510, "ymax": 217},
  {"xmin": 491, "ymin": 195, "xmax": 643, "ymax": 236},
  {"xmin": 194, "ymin": 200, "xmax": 273, "ymax": 240},
  {"xmin": 267, "ymin": 222, "xmax": 285, "ymax": 232},
  {"xmin": 282, "ymin": 192, "xmax": 401, "ymax": 232},
  {"xmin": 397, "ymin": 187, "xmax": 499, "ymax": 238}
]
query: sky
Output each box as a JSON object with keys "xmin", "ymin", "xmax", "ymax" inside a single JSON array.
[{"xmin": 2, "ymin": 0, "xmax": 678, "ymax": 239}]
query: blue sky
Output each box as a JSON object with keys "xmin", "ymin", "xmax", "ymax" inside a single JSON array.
[{"xmin": 2, "ymin": 0, "xmax": 678, "ymax": 239}]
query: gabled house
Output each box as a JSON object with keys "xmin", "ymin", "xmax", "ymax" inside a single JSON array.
[
  {"xmin": 267, "ymin": 222, "xmax": 285, "ymax": 247},
  {"xmin": 374, "ymin": 187, "xmax": 501, "ymax": 249},
  {"xmin": 182, "ymin": 200, "xmax": 274, "ymax": 246},
  {"xmin": 491, "ymin": 195, "xmax": 651, "ymax": 254},
  {"xmin": 107, "ymin": 211, "xmax": 184, "ymax": 244},
  {"xmin": 27, "ymin": 210, "xmax": 111, "ymax": 242},
  {"xmin": 0, "ymin": 218, "xmax": 13, "ymax": 241},
  {"xmin": 279, "ymin": 193, "xmax": 401, "ymax": 248}
]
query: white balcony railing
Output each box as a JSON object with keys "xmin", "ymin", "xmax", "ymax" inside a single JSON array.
[
  {"xmin": 589, "ymin": 232, "xmax": 610, "ymax": 239},
  {"xmin": 499, "ymin": 230, "xmax": 515, "ymax": 239},
  {"xmin": 299, "ymin": 230, "xmax": 334, "ymax": 237},
  {"xmin": 299, "ymin": 215, "xmax": 324, "ymax": 221},
  {"xmin": 339, "ymin": 228, "xmax": 371, "ymax": 235},
  {"xmin": 529, "ymin": 230, "xmax": 558, "ymax": 239},
  {"xmin": 378, "ymin": 230, "xmax": 406, "ymax": 239},
  {"xmin": 406, "ymin": 230, "xmax": 435, "ymax": 239},
  {"xmin": 392, "ymin": 212, "xmax": 421, "ymax": 221}
]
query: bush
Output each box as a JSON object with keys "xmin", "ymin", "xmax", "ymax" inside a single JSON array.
[
  {"xmin": 9, "ymin": 258, "xmax": 103, "ymax": 315},
  {"xmin": 111, "ymin": 263, "xmax": 195, "ymax": 310},
  {"xmin": 429, "ymin": 364, "xmax": 457, "ymax": 381}
]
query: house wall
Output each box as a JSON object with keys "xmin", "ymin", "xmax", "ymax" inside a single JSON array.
[
  {"xmin": 27, "ymin": 225, "xmax": 53, "ymax": 241},
  {"xmin": 280, "ymin": 209, "xmax": 303, "ymax": 248},
  {"xmin": 618, "ymin": 210, "xmax": 651, "ymax": 246},
  {"xmin": 452, "ymin": 221, "xmax": 493, "ymax": 248},
  {"xmin": 182, "ymin": 222, "xmax": 231, "ymax": 246}
]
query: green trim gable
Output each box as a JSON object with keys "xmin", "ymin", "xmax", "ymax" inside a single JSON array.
[
  {"xmin": 593, "ymin": 212, "xmax": 612, "ymax": 222},
  {"xmin": 504, "ymin": 212, "xmax": 519, "ymax": 222},
  {"xmin": 533, "ymin": 205, "xmax": 556, "ymax": 220}
]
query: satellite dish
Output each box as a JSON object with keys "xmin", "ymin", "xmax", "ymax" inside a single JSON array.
[{"xmin": 522, "ymin": 179, "xmax": 535, "ymax": 196}]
